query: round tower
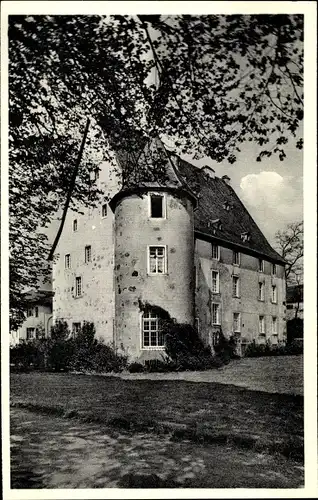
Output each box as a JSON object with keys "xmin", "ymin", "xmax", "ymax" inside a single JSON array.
[{"xmin": 111, "ymin": 187, "xmax": 195, "ymax": 361}]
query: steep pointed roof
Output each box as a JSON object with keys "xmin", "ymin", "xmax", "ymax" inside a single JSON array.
[{"xmin": 109, "ymin": 138, "xmax": 197, "ymax": 210}]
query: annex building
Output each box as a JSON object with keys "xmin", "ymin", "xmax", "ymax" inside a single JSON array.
[{"xmin": 53, "ymin": 140, "xmax": 286, "ymax": 362}]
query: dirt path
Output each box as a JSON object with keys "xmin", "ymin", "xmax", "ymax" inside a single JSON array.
[
  {"xmin": 120, "ymin": 355, "xmax": 303, "ymax": 396},
  {"xmin": 10, "ymin": 408, "xmax": 303, "ymax": 489}
]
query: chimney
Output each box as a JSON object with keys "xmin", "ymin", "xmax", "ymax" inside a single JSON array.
[
  {"xmin": 222, "ymin": 175, "xmax": 231, "ymax": 185},
  {"xmin": 202, "ymin": 166, "xmax": 216, "ymax": 179}
]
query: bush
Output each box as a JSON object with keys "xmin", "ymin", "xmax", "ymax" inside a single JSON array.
[
  {"xmin": 145, "ymin": 357, "xmax": 178, "ymax": 373},
  {"xmin": 48, "ymin": 320, "xmax": 74, "ymax": 371},
  {"xmin": 10, "ymin": 321, "xmax": 129, "ymax": 374},
  {"xmin": 127, "ymin": 362, "xmax": 144, "ymax": 373},
  {"xmin": 245, "ymin": 339, "xmax": 303, "ymax": 357},
  {"xmin": 287, "ymin": 318, "xmax": 303, "ymax": 344},
  {"xmin": 92, "ymin": 343, "xmax": 128, "ymax": 373},
  {"xmin": 163, "ymin": 322, "xmax": 225, "ymax": 371}
]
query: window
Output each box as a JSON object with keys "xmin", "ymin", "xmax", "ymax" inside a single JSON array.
[
  {"xmin": 272, "ymin": 263, "xmax": 277, "ymax": 276},
  {"xmin": 142, "ymin": 310, "xmax": 165, "ymax": 348},
  {"xmin": 286, "ymin": 304, "xmax": 294, "ymax": 310},
  {"xmin": 26, "ymin": 328, "xmax": 35, "ymax": 340},
  {"xmin": 35, "ymin": 306, "xmax": 39, "ymax": 318},
  {"xmin": 259, "ymin": 315, "xmax": 265, "ymax": 334},
  {"xmin": 258, "ymin": 282, "xmax": 265, "ymax": 301},
  {"xmin": 65, "ymin": 254, "xmax": 71, "ymax": 269},
  {"xmin": 27, "ymin": 308, "xmax": 33, "ymax": 317},
  {"xmin": 233, "ymin": 312, "xmax": 241, "ymax": 332},
  {"xmin": 211, "ymin": 271, "xmax": 219, "ymax": 293},
  {"xmin": 212, "ymin": 303, "xmax": 220, "ymax": 325},
  {"xmin": 75, "ymin": 277, "xmax": 82, "ymax": 297},
  {"xmin": 272, "ymin": 285, "xmax": 277, "ymax": 303},
  {"xmin": 102, "ymin": 204, "xmax": 107, "ymax": 218},
  {"xmin": 148, "ymin": 246, "xmax": 166, "ymax": 274},
  {"xmin": 150, "ymin": 194, "xmax": 165, "ymax": 218},
  {"xmin": 233, "ymin": 251, "xmax": 240, "ymax": 265},
  {"xmin": 212, "ymin": 244, "xmax": 219, "ymax": 260},
  {"xmin": 85, "ymin": 245, "xmax": 92, "ymax": 263},
  {"xmin": 232, "ymin": 276, "xmax": 240, "ymax": 297},
  {"xmin": 73, "ymin": 219, "xmax": 78, "ymax": 232},
  {"xmin": 272, "ymin": 317, "xmax": 277, "ymax": 335},
  {"xmin": 259, "ymin": 259, "xmax": 264, "ymax": 272},
  {"xmin": 72, "ymin": 322, "xmax": 81, "ymax": 337}
]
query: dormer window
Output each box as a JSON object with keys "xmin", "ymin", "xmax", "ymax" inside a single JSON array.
[
  {"xmin": 209, "ymin": 219, "xmax": 222, "ymax": 234},
  {"xmin": 241, "ymin": 231, "xmax": 251, "ymax": 242},
  {"xmin": 222, "ymin": 201, "xmax": 232, "ymax": 211},
  {"xmin": 149, "ymin": 194, "xmax": 165, "ymax": 219}
]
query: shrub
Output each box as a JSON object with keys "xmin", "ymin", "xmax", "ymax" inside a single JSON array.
[
  {"xmin": 287, "ymin": 318, "xmax": 303, "ymax": 344},
  {"xmin": 48, "ymin": 320, "xmax": 74, "ymax": 371},
  {"xmin": 92, "ymin": 343, "xmax": 128, "ymax": 373},
  {"xmin": 127, "ymin": 362, "xmax": 144, "ymax": 373},
  {"xmin": 144, "ymin": 357, "xmax": 178, "ymax": 373},
  {"xmin": 163, "ymin": 322, "xmax": 224, "ymax": 371},
  {"xmin": 245, "ymin": 339, "xmax": 303, "ymax": 357}
]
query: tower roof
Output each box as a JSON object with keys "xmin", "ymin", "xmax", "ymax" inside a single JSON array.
[{"xmin": 110, "ymin": 138, "xmax": 285, "ymax": 264}]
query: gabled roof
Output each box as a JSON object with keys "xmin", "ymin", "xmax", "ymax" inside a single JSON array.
[
  {"xmin": 175, "ymin": 157, "xmax": 285, "ymax": 263},
  {"xmin": 110, "ymin": 138, "xmax": 285, "ymax": 264},
  {"xmin": 24, "ymin": 289, "xmax": 54, "ymax": 306}
]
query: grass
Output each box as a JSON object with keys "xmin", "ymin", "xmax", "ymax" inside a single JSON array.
[{"xmin": 10, "ymin": 371, "xmax": 303, "ymax": 462}]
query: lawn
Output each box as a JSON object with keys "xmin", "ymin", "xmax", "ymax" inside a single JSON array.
[{"xmin": 10, "ymin": 371, "xmax": 303, "ymax": 462}]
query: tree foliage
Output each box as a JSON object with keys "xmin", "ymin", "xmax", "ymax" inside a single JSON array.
[
  {"xmin": 9, "ymin": 15, "xmax": 303, "ymax": 328},
  {"xmin": 274, "ymin": 221, "xmax": 303, "ymax": 284}
]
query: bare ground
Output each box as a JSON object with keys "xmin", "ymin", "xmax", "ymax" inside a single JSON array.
[{"xmin": 11, "ymin": 407, "xmax": 304, "ymax": 489}]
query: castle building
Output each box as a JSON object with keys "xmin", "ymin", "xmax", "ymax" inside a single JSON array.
[{"xmin": 53, "ymin": 140, "xmax": 286, "ymax": 361}]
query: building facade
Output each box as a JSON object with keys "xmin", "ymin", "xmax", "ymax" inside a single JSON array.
[
  {"xmin": 10, "ymin": 290, "xmax": 53, "ymax": 346},
  {"xmin": 53, "ymin": 141, "xmax": 286, "ymax": 361}
]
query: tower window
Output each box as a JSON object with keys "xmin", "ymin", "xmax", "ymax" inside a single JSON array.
[
  {"xmin": 272, "ymin": 263, "xmax": 277, "ymax": 276},
  {"xmin": 259, "ymin": 259, "xmax": 264, "ymax": 272},
  {"xmin": 102, "ymin": 204, "xmax": 107, "ymax": 218},
  {"xmin": 142, "ymin": 310, "xmax": 165, "ymax": 349},
  {"xmin": 150, "ymin": 194, "xmax": 165, "ymax": 218},
  {"xmin": 148, "ymin": 246, "xmax": 166, "ymax": 274},
  {"xmin": 85, "ymin": 245, "xmax": 92, "ymax": 263},
  {"xmin": 73, "ymin": 219, "xmax": 78, "ymax": 232},
  {"xmin": 35, "ymin": 306, "xmax": 39, "ymax": 318},
  {"xmin": 65, "ymin": 254, "xmax": 71, "ymax": 269},
  {"xmin": 75, "ymin": 277, "xmax": 82, "ymax": 297}
]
